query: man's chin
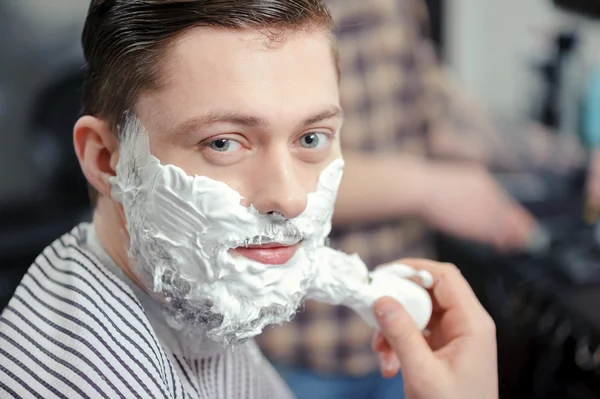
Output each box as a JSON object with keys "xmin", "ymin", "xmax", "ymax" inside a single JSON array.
[
  {"xmin": 153, "ymin": 269, "xmax": 310, "ymax": 346},
  {"xmin": 205, "ymin": 302, "xmax": 303, "ymax": 346}
]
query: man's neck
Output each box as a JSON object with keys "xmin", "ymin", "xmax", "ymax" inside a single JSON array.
[{"xmin": 93, "ymin": 198, "xmax": 145, "ymax": 290}]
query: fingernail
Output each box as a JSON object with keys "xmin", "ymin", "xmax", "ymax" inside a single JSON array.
[
  {"xmin": 375, "ymin": 300, "xmax": 398, "ymax": 324},
  {"xmin": 380, "ymin": 356, "xmax": 401, "ymax": 375},
  {"xmin": 387, "ymin": 357, "xmax": 401, "ymax": 371},
  {"xmin": 379, "ymin": 356, "xmax": 388, "ymax": 374}
]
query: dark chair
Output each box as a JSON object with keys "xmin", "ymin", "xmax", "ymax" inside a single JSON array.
[{"xmin": 0, "ymin": 69, "xmax": 91, "ymax": 310}]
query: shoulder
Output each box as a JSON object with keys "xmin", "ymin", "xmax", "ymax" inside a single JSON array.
[
  {"xmin": 0, "ymin": 224, "xmax": 177, "ymax": 398},
  {"xmin": 13, "ymin": 223, "xmax": 140, "ymax": 322}
]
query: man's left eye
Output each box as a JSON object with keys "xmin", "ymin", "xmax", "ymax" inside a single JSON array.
[{"xmin": 299, "ymin": 133, "xmax": 329, "ymax": 149}]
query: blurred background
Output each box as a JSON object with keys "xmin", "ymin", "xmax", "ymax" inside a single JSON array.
[{"xmin": 1, "ymin": 0, "xmax": 600, "ymax": 398}]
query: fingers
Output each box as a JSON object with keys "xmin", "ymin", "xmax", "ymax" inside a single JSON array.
[
  {"xmin": 584, "ymin": 150, "xmax": 600, "ymax": 220},
  {"xmin": 378, "ymin": 350, "xmax": 401, "ymax": 379},
  {"xmin": 482, "ymin": 190, "xmax": 536, "ymax": 251},
  {"xmin": 392, "ymin": 259, "xmax": 490, "ymax": 337},
  {"xmin": 475, "ymin": 177, "xmax": 536, "ymax": 251},
  {"xmin": 372, "ymin": 331, "xmax": 385, "ymax": 351},
  {"xmin": 586, "ymin": 169, "xmax": 600, "ymax": 213},
  {"xmin": 584, "ymin": 198, "xmax": 600, "ymax": 225},
  {"xmin": 497, "ymin": 204, "xmax": 537, "ymax": 251},
  {"xmin": 395, "ymin": 259, "xmax": 482, "ymax": 314},
  {"xmin": 373, "ymin": 331, "xmax": 403, "ymax": 378},
  {"xmin": 373, "ymin": 297, "xmax": 434, "ymax": 372}
]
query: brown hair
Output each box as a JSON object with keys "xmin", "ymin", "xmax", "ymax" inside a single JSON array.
[{"xmin": 81, "ymin": 0, "xmax": 337, "ymax": 206}]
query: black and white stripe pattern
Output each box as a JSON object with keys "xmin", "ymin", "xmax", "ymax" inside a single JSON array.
[{"xmin": 0, "ymin": 224, "xmax": 293, "ymax": 399}]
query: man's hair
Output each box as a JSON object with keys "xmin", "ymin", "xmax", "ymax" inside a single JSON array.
[{"xmin": 81, "ymin": 0, "xmax": 336, "ymax": 206}]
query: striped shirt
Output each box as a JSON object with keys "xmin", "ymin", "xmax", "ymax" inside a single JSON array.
[{"xmin": 0, "ymin": 223, "xmax": 293, "ymax": 399}]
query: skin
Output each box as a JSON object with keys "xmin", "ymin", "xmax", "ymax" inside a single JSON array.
[
  {"xmin": 73, "ymin": 27, "xmax": 343, "ymax": 286},
  {"xmin": 586, "ymin": 148, "xmax": 600, "ymax": 216},
  {"xmin": 372, "ymin": 259, "xmax": 499, "ymax": 399},
  {"xmin": 333, "ymin": 154, "xmax": 536, "ymax": 252}
]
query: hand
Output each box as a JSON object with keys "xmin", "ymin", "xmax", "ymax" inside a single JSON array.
[
  {"xmin": 418, "ymin": 162, "xmax": 536, "ymax": 251},
  {"xmin": 585, "ymin": 149, "xmax": 600, "ymax": 220},
  {"xmin": 372, "ymin": 259, "xmax": 498, "ymax": 399}
]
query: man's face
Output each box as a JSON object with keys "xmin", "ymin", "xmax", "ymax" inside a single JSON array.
[
  {"xmin": 111, "ymin": 27, "xmax": 343, "ymax": 346},
  {"xmin": 136, "ymin": 27, "xmax": 342, "ymax": 217}
]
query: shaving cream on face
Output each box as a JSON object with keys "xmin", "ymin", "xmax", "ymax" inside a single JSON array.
[{"xmin": 110, "ymin": 115, "xmax": 343, "ymax": 346}]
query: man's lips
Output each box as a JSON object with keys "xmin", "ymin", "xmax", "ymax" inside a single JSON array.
[{"xmin": 230, "ymin": 242, "xmax": 301, "ymax": 265}]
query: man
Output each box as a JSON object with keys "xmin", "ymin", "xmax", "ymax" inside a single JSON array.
[
  {"xmin": 0, "ymin": 1, "xmax": 498, "ymax": 398},
  {"xmin": 256, "ymin": 0, "xmax": 587, "ymax": 398}
]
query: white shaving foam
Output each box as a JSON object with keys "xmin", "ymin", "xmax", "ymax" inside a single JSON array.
[
  {"xmin": 111, "ymin": 115, "xmax": 432, "ymax": 349},
  {"xmin": 111, "ymin": 116, "xmax": 343, "ymax": 346}
]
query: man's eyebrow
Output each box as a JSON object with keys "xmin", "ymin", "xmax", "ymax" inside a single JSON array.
[
  {"xmin": 170, "ymin": 106, "xmax": 343, "ymax": 136},
  {"xmin": 171, "ymin": 112, "xmax": 268, "ymax": 136},
  {"xmin": 301, "ymin": 107, "xmax": 343, "ymax": 127}
]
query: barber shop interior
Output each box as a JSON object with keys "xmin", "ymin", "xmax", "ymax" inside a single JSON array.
[{"xmin": 1, "ymin": 0, "xmax": 600, "ymax": 398}]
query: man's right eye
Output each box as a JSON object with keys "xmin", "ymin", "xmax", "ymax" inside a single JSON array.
[{"xmin": 209, "ymin": 139, "xmax": 241, "ymax": 152}]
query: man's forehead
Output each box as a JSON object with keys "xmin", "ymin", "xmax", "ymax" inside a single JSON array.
[
  {"xmin": 163, "ymin": 27, "xmax": 337, "ymax": 87},
  {"xmin": 137, "ymin": 26, "xmax": 340, "ymax": 134}
]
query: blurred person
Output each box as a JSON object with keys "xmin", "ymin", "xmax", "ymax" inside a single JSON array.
[
  {"xmin": 0, "ymin": 1, "xmax": 500, "ymax": 399},
  {"xmin": 256, "ymin": 0, "xmax": 588, "ymax": 398}
]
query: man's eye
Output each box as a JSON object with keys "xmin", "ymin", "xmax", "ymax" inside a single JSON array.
[
  {"xmin": 209, "ymin": 139, "xmax": 241, "ymax": 152},
  {"xmin": 299, "ymin": 132, "xmax": 329, "ymax": 149}
]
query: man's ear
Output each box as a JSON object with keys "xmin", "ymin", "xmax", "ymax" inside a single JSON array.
[{"xmin": 73, "ymin": 116, "xmax": 119, "ymax": 198}]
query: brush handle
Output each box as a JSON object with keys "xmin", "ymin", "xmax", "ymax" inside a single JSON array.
[{"xmin": 353, "ymin": 265, "xmax": 433, "ymax": 331}]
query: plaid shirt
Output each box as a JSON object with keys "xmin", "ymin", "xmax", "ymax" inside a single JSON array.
[{"xmin": 256, "ymin": 0, "xmax": 585, "ymax": 376}]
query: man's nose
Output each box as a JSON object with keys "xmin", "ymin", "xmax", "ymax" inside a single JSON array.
[{"xmin": 249, "ymin": 158, "xmax": 308, "ymax": 219}]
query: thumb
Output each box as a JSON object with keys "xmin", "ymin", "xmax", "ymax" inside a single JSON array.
[{"xmin": 374, "ymin": 297, "xmax": 435, "ymax": 370}]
